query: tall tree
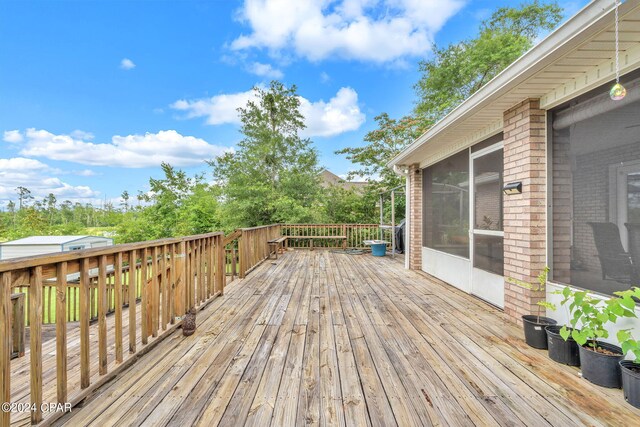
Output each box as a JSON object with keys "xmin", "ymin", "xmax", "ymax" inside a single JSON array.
[
  {"xmin": 414, "ymin": 0, "xmax": 562, "ymax": 123},
  {"xmin": 44, "ymin": 193, "xmax": 57, "ymax": 225},
  {"xmin": 120, "ymin": 190, "xmax": 130, "ymax": 212},
  {"xmin": 16, "ymin": 186, "xmax": 33, "ymax": 210},
  {"xmin": 209, "ymin": 81, "xmax": 323, "ymax": 227}
]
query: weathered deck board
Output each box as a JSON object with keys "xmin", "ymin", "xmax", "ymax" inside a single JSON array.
[{"xmin": 52, "ymin": 251, "xmax": 640, "ymax": 426}]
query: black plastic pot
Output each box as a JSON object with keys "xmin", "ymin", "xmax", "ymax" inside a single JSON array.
[
  {"xmin": 545, "ymin": 325, "xmax": 580, "ymax": 366},
  {"xmin": 578, "ymin": 341, "xmax": 624, "ymax": 388},
  {"xmin": 522, "ymin": 315, "xmax": 557, "ymax": 349},
  {"xmin": 620, "ymin": 360, "xmax": 640, "ymax": 408}
]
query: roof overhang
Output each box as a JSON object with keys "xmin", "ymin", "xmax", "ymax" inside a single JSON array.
[{"xmin": 390, "ymin": 0, "xmax": 640, "ymax": 169}]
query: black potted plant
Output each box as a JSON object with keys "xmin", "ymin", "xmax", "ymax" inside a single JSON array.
[
  {"xmin": 544, "ymin": 297, "xmax": 580, "ymax": 366},
  {"xmin": 559, "ymin": 287, "xmax": 639, "ymax": 388},
  {"xmin": 617, "ymin": 327, "xmax": 640, "ymax": 408},
  {"xmin": 546, "ymin": 323, "xmax": 580, "ymax": 366},
  {"xmin": 509, "ymin": 267, "xmax": 557, "ymax": 349},
  {"xmin": 544, "ymin": 286, "xmax": 581, "ymax": 366}
]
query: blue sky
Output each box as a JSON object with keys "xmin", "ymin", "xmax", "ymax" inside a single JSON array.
[{"xmin": 0, "ymin": 0, "xmax": 587, "ymax": 208}]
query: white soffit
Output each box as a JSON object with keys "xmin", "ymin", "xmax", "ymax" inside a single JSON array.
[{"xmin": 391, "ymin": 0, "xmax": 640, "ymax": 168}]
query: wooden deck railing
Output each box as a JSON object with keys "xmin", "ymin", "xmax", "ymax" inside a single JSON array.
[
  {"xmin": 0, "ymin": 232, "xmax": 225, "ymax": 426},
  {"xmin": 232, "ymin": 223, "xmax": 395, "ymax": 278},
  {"xmin": 0, "ymin": 223, "xmax": 397, "ymax": 425},
  {"xmin": 237, "ymin": 224, "xmax": 281, "ymax": 278},
  {"xmin": 282, "ymin": 224, "xmax": 393, "ymax": 249}
]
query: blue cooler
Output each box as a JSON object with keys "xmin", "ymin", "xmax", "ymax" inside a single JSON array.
[{"xmin": 371, "ymin": 243, "xmax": 387, "ymax": 257}]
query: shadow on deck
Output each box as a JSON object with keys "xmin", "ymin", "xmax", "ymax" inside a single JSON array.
[{"xmin": 54, "ymin": 250, "xmax": 639, "ymax": 426}]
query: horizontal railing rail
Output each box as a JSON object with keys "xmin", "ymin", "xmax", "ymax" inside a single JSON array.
[
  {"xmin": 1, "ymin": 231, "xmax": 226, "ymax": 426},
  {"xmin": 282, "ymin": 224, "xmax": 393, "ymax": 249}
]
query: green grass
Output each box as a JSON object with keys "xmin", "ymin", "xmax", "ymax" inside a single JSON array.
[
  {"xmin": 18, "ymin": 264, "xmax": 236, "ymax": 325},
  {"xmin": 18, "ymin": 270, "xmax": 142, "ymax": 325}
]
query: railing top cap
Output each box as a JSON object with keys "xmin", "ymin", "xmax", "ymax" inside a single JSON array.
[{"xmin": 239, "ymin": 224, "xmax": 283, "ymax": 231}]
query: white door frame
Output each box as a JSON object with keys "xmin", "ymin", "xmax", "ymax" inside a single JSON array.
[
  {"xmin": 610, "ymin": 160, "xmax": 640, "ymax": 250},
  {"xmin": 469, "ymin": 142, "xmax": 505, "ymax": 308}
]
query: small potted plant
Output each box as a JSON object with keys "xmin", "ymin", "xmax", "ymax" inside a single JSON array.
[
  {"xmin": 545, "ymin": 289, "xmax": 580, "ymax": 366},
  {"xmin": 617, "ymin": 327, "xmax": 640, "ymax": 408},
  {"xmin": 508, "ymin": 267, "xmax": 557, "ymax": 349},
  {"xmin": 559, "ymin": 287, "xmax": 639, "ymax": 388}
]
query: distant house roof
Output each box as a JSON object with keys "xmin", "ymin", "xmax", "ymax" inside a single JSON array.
[
  {"xmin": 0, "ymin": 236, "xmax": 107, "ymax": 246},
  {"xmin": 320, "ymin": 170, "xmax": 368, "ymax": 191}
]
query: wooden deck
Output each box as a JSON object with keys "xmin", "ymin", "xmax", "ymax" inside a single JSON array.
[{"xmin": 53, "ymin": 250, "xmax": 640, "ymax": 426}]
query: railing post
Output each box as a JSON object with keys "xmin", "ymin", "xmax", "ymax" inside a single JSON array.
[
  {"xmin": 342, "ymin": 224, "xmax": 347, "ymax": 250},
  {"xmin": 162, "ymin": 244, "xmax": 169, "ymax": 330},
  {"xmin": 128, "ymin": 249, "xmax": 137, "ymax": 354},
  {"xmin": 56, "ymin": 262, "xmax": 68, "ymax": 403},
  {"xmin": 80, "ymin": 258, "xmax": 90, "ymax": 388},
  {"xmin": 151, "ymin": 246, "xmax": 159, "ymax": 338},
  {"xmin": 1, "ymin": 272, "xmax": 12, "ymax": 427},
  {"xmin": 177, "ymin": 241, "xmax": 186, "ymax": 315},
  {"xmin": 141, "ymin": 248, "xmax": 149, "ymax": 344},
  {"xmin": 239, "ymin": 232, "xmax": 246, "ymax": 279},
  {"xmin": 207, "ymin": 238, "xmax": 214, "ymax": 299},
  {"xmin": 114, "ymin": 252, "xmax": 123, "ymax": 363},
  {"xmin": 169, "ymin": 243, "xmax": 176, "ymax": 324},
  {"xmin": 98, "ymin": 255, "xmax": 108, "ymax": 376},
  {"xmin": 188, "ymin": 241, "xmax": 195, "ymax": 310},
  {"xmin": 30, "ymin": 266, "xmax": 43, "ymax": 424},
  {"xmin": 216, "ymin": 235, "xmax": 225, "ymax": 296}
]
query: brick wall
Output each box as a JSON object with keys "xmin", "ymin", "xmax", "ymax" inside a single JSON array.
[
  {"xmin": 408, "ymin": 163, "xmax": 423, "ymax": 270},
  {"xmin": 503, "ymin": 99, "xmax": 547, "ymax": 324}
]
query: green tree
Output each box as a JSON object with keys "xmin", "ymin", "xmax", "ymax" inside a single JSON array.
[
  {"xmin": 6, "ymin": 201, "xmax": 16, "ymax": 227},
  {"xmin": 414, "ymin": 0, "xmax": 562, "ymax": 122},
  {"xmin": 116, "ymin": 163, "xmax": 220, "ymax": 242},
  {"xmin": 14, "ymin": 207, "xmax": 48, "ymax": 238},
  {"xmin": 44, "ymin": 193, "xmax": 57, "ymax": 225},
  {"xmin": 210, "ymin": 81, "xmax": 323, "ymax": 227},
  {"xmin": 336, "ymin": 113, "xmax": 428, "ymax": 193},
  {"xmin": 120, "ymin": 190, "xmax": 130, "ymax": 212},
  {"xmin": 322, "ymin": 186, "xmax": 377, "ymax": 224},
  {"xmin": 16, "ymin": 186, "xmax": 33, "ymax": 210}
]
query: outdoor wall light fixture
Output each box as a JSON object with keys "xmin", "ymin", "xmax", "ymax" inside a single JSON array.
[{"xmin": 503, "ymin": 182, "xmax": 522, "ymax": 195}]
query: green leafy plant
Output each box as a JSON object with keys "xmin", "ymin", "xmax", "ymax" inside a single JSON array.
[
  {"xmin": 617, "ymin": 329, "xmax": 640, "ymax": 364},
  {"xmin": 558, "ymin": 286, "xmax": 640, "ymax": 350},
  {"xmin": 507, "ymin": 266, "xmax": 556, "ymax": 323}
]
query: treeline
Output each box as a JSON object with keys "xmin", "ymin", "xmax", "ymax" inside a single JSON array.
[
  {"xmin": 0, "ymin": 163, "xmax": 384, "ymax": 243},
  {"xmin": 0, "ymin": 187, "xmax": 123, "ymax": 240}
]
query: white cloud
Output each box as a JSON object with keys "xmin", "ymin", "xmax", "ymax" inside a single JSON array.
[
  {"xmin": 70, "ymin": 130, "xmax": 95, "ymax": 140},
  {"xmin": 299, "ymin": 87, "xmax": 365, "ymax": 137},
  {"xmin": 231, "ymin": 0, "xmax": 465, "ymax": 63},
  {"xmin": 3, "ymin": 130, "xmax": 23, "ymax": 143},
  {"xmin": 10, "ymin": 129, "xmax": 230, "ymax": 168},
  {"xmin": 0, "ymin": 157, "xmax": 99, "ymax": 202},
  {"xmin": 171, "ymin": 86, "xmax": 365, "ymax": 137},
  {"xmin": 120, "ymin": 58, "xmax": 136, "ymax": 70},
  {"xmin": 171, "ymin": 91, "xmax": 257, "ymax": 126},
  {"xmin": 247, "ymin": 62, "xmax": 284, "ymax": 78},
  {"xmin": 320, "ymin": 72, "xmax": 330, "ymax": 83}
]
